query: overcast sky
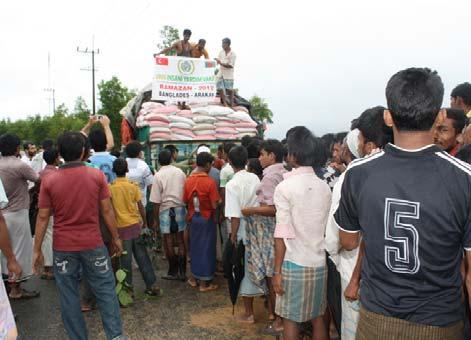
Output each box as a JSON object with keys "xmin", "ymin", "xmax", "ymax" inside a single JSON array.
[{"xmin": 1, "ymin": 0, "xmax": 470, "ymax": 139}]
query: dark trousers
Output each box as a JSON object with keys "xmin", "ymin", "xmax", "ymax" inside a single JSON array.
[
  {"xmin": 121, "ymin": 237, "xmax": 156, "ymax": 289},
  {"xmin": 326, "ymin": 256, "xmax": 342, "ymax": 335},
  {"xmin": 53, "ymin": 246, "xmax": 125, "ymax": 340}
]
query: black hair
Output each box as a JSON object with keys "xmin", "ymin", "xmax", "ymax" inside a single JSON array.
[
  {"xmin": 333, "ymin": 132, "xmax": 348, "ymax": 145},
  {"xmin": 451, "ymin": 83, "xmax": 471, "ymax": 106},
  {"xmin": 113, "ymin": 158, "xmax": 128, "ymax": 177},
  {"xmin": 228, "ymin": 145, "xmax": 248, "ymax": 169},
  {"xmin": 42, "ymin": 139, "xmax": 54, "ymax": 151},
  {"xmin": 240, "ymin": 135, "xmax": 252, "ymax": 148},
  {"xmin": 287, "ymin": 126, "xmax": 310, "ymax": 139},
  {"xmin": 164, "ymin": 144, "xmax": 178, "ymax": 155},
  {"xmin": 0, "ymin": 134, "xmax": 20, "ymax": 157},
  {"xmin": 158, "ymin": 149, "xmax": 172, "ymax": 166},
  {"xmin": 89, "ymin": 129, "xmax": 107, "ymax": 152},
  {"xmin": 356, "ymin": 106, "xmax": 393, "ymax": 148},
  {"xmin": 386, "ymin": 67, "xmax": 444, "ymax": 131},
  {"xmin": 23, "ymin": 141, "xmax": 34, "ymax": 150},
  {"xmin": 125, "ymin": 141, "xmax": 142, "ymax": 158},
  {"xmin": 350, "ymin": 118, "xmax": 360, "ymax": 130},
  {"xmin": 222, "ymin": 37, "xmax": 231, "ymax": 45},
  {"xmin": 320, "ymin": 133, "xmax": 335, "ymax": 155},
  {"xmin": 260, "ymin": 139, "xmax": 284, "ymax": 163},
  {"xmin": 218, "ymin": 144, "xmax": 224, "ymax": 152},
  {"xmin": 455, "ymin": 145, "xmax": 471, "ymax": 164},
  {"xmin": 223, "ymin": 142, "xmax": 236, "ymax": 155},
  {"xmin": 110, "ymin": 149, "xmax": 121, "ymax": 158},
  {"xmin": 196, "ymin": 152, "xmax": 214, "ymax": 167},
  {"xmin": 247, "ymin": 140, "xmax": 262, "ymax": 159},
  {"xmin": 43, "ymin": 147, "xmax": 59, "ymax": 165},
  {"xmin": 287, "ymin": 127, "xmax": 326, "ymax": 167},
  {"xmin": 445, "ymin": 108, "xmax": 467, "ymax": 134},
  {"xmin": 198, "ymin": 39, "xmax": 206, "ymax": 45},
  {"xmin": 247, "ymin": 158, "xmax": 263, "ymax": 180},
  {"xmin": 183, "ymin": 29, "xmax": 192, "ymax": 36},
  {"xmin": 57, "ymin": 132, "xmax": 85, "ymax": 162}
]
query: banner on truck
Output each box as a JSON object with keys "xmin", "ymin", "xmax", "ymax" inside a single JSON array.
[{"xmin": 152, "ymin": 56, "xmax": 217, "ymax": 103}]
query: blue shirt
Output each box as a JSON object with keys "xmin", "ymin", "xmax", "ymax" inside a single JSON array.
[{"xmin": 90, "ymin": 152, "xmax": 117, "ymax": 184}]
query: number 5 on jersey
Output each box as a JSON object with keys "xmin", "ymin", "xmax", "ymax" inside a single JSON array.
[{"xmin": 384, "ymin": 198, "xmax": 420, "ymax": 274}]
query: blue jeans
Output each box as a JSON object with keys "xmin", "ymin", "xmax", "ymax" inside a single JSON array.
[
  {"xmin": 121, "ymin": 237, "xmax": 156, "ymax": 289},
  {"xmin": 53, "ymin": 246, "xmax": 125, "ymax": 340}
]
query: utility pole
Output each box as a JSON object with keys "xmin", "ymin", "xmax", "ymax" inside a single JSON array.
[
  {"xmin": 77, "ymin": 40, "xmax": 99, "ymax": 115},
  {"xmin": 44, "ymin": 52, "xmax": 56, "ymax": 115}
]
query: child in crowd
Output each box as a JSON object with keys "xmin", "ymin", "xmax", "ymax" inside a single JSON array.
[
  {"xmin": 273, "ymin": 127, "xmax": 332, "ymax": 340},
  {"xmin": 109, "ymin": 158, "xmax": 161, "ymax": 296},
  {"xmin": 225, "ymin": 146, "xmax": 266, "ymax": 323}
]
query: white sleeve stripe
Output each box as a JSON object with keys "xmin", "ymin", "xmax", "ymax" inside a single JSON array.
[
  {"xmin": 337, "ymin": 225, "xmax": 361, "ymax": 233},
  {"xmin": 347, "ymin": 151, "xmax": 385, "ymax": 171},
  {"xmin": 464, "ymin": 247, "xmax": 471, "ymax": 251},
  {"xmin": 436, "ymin": 152, "xmax": 471, "ymax": 175}
]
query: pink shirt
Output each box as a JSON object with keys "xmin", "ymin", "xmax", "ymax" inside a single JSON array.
[
  {"xmin": 256, "ymin": 163, "xmax": 286, "ymax": 205},
  {"xmin": 274, "ymin": 166, "xmax": 332, "ymax": 267},
  {"xmin": 149, "ymin": 165, "xmax": 186, "ymax": 212}
]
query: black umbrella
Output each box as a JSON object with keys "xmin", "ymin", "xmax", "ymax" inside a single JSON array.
[{"xmin": 222, "ymin": 240, "xmax": 245, "ymax": 314}]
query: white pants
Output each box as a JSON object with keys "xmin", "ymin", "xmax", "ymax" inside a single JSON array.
[
  {"xmin": 41, "ymin": 218, "xmax": 53, "ymax": 267},
  {"xmin": 341, "ymin": 277, "xmax": 360, "ymax": 340},
  {"xmin": 1, "ymin": 209, "xmax": 33, "ymax": 277}
]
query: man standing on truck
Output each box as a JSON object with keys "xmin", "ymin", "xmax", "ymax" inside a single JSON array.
[
  {"xmin": 216, "ymin": 38, "xmax": 236, "ymax": 107},
  {"xmin": 191, "ymin": 39, "xmax": 209, "ymax": 59},
  {"xmin": 154, "ymin": 29, "xmax": 193, "ymax": 57}
]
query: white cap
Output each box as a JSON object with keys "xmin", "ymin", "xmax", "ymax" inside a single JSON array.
[
  {"xmin": 346, "ymin": 129, "xmax": 361, "ymax": 159},
  {"xmin": 196, "ymin": 145, "xmax": 211, "ymax": 154}
]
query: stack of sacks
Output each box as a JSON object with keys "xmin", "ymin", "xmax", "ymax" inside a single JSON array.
[
  {"xmin": 193, "ymin": 123, "xmax": 216, "ymax": 140},
  {"xmin": 226, "ymin": 111, "xmax": 258, "ymax": 138},
  {"xmin": 168, "ymin": 115, "xmax": 195, "ymax": 140}
]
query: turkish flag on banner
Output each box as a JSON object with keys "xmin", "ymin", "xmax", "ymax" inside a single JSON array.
[{"xmin": 156, "ymin": 57, "xmax": 169, "ymax": 66}]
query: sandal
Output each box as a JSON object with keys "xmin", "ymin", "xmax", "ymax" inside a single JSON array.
[
  {"xmin": 187, "ymin": 278, "xmax": 197, "ymax": 288},
  {"xmin": 262, "ymin": 323, "xmax": 283, "ymax": 335},
  {"xmin": 199, "ymin": 283, "xmax": 218, "ymax": 292},
  {"xmin": 9, "ymin": 289, "xmax": 40, "ymax": 300},
  {"xmin": 234, "ymin": 314, "xmax": 255, "ymax": 324},
  {"xmin": 145, "ymin": 287, "xmax": 163, "ymax": 296}
]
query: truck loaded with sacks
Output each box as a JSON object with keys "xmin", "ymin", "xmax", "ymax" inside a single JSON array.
[{"xmin": 120, "ymin": 84, "xmax": 263, "ymax": 173}]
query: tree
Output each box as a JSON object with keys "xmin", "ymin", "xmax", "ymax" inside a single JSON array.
[
  {"xmin": 73, "ymin": 96, "xmax": 91, "ymax": 121},
  {"xmin": 97, "ymin": 76, "xmax": 136, "ymax": 147},
  {"xmin": 157, "ymin": 25, "xmax": 180, "ymax": 56},
  {"xmin": 249, "ymin": 95, "xmax": 274, "ymax": 124}
]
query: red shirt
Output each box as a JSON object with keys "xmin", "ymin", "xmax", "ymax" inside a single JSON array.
[
  {"xmin": 214, "ymin": 158, "xmax": 225, "ymax": 170},
  {"xmin": 183, "ymin": 172, "xmax": 220, "ymax": 221},
  {"xmin": 38, "ymin": 163, "xmax": 110, "ymax": 251}
]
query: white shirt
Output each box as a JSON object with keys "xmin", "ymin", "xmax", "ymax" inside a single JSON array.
[
  {"xmin": 325, "ymin": 171, "xmax": 359, "ymax": 281},
  {"xmin": 30, "ymin": 151, "xmax": 46, "ymax": 173},
  {"xmin": 126, "ymin": 158, "xmax": 154, "ymax": 206},
  {"xmin": 21, "ymin": 155, "xmax": 33, "ymax": 167},
  {"xmin": 274, "ymin": 167, "xmax": 331, "ymax": 268},
  {"xmin": 225, "ymin": 170, "xmax": 260, "ymax": 244},
  {"xmin": 216, "ymin": 50, "xmax": 236, "ymax": 80},
  {"xmin": 220, "ymin": 163, "xmax": 234, "ymax": 188}
]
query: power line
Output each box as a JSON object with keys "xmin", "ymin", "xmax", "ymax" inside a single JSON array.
[{"xmin": 77, "ymin": 42, "xmax": 100, "ymax": 115}]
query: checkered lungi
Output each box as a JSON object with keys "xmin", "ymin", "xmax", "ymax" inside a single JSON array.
[
  {"xmin": 275, "ymin": 261, "xmax": 327, "ymax": 323},
  {"xmin": 356, "ymin": 307, "xmax": 463, "ymax": 340},
  {"xmin": 246, "ymin": 215, "xmax": 276, "ymax": 282}
]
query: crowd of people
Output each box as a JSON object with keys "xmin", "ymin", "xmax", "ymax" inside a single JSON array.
[{"xmin": 1, "ymin": 69, "xmax": 471, "ymax": 340}]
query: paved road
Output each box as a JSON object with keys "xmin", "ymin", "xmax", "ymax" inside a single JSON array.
[{"xmin": 11, "ymin": 258, "xmax": 273, "ymax": 340}]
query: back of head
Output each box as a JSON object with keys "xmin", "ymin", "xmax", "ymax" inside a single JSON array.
[
  {"xmin": 455, "ymin": 144, "xmax": 471, "ymax": 164},
  {"xmin": 125, "ymin": 141, "xmax": 142, "ymax": 158},
  {"xmin": 196, "ymin": 152, "xmax": 214, "ymax": 168},
  {"xmin": 223, "ymin": 142, "xmax": 236, "ymax": 155},
  {"xmin": 42, "ymin": 139, "xmax": 54, "ymax": 151},
  {"xmin": 89, "ymin": 129, "xmax": 107, "ymax": 152},
  {"xmin": 451, "ymin": 83, "xmax": 471, "ymax": 106},
  {"xmin": 43, "ymin": 147, "xmax": 59, "ymax": 165},
  {"xmin": 247, "ymin": 158, "xmax": 263, "ymax": 179},
  {"xmin": 228, "ymin": 145, "xmax": 248, "ymax": 169},
  {"xmin": 445, "ymin": 108, "xmax": 467, "ymax": 134},
  {"xmin": 113, "ymin": 158, "xmax": 128, "ymax": 177},
  {"xmin": 357, "ymin": 106, "xmax": 393, "ymax": 148},
  {"xmin": 240, "ymin": 135, "xmax": 252, "ymax": 148},
  {"xmin": 0, "ymin": 133, "xmax": 20, "ymax": 157},
  {"xmin": 164, "ymin": 144, "xmax": 178, "ymax": 157},
  {"xmin": 287, "ymin": 127, "xmax": 326, "ymax": 167},
  {"xmin": 158, "ymin": 149, "xmax": 172, "ymax": 166},
  {"xmin": 260, "ymin": 139, "xmax": 284, "ymax": 163},
  {"xmin": 58, "ymin": 132, "xmax": 85, "ymax": 162},
  {"xmin": 247, "ymin": 140, "xmax": 261, "ymax": 159},
  {"xmin": 386, "ymin": 67, "xmax": 444, "ymax": 131}
]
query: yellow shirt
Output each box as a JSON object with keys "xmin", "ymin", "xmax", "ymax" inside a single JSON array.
[{"xmin": 109, "ymin": 178, "xmax": 142, "ymax": 228}]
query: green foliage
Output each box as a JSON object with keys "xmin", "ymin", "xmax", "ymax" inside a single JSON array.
[
  {"xmin": 157, "ymin": 25, "xmax": 180, "ymax": 56},
  {"xmin": 97, "ymin": 76, "xmax": 136, "ymax": 147},
  {"xmin": 249, "ymin": 95, "xmax": 273, "ymax": 124},
  {"xmin": 115, "ymin": 253, "xmax": 133, "ymax": 307}
]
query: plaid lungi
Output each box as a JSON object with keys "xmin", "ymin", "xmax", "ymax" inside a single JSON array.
[
  {"xmin": 275, "ymin": 261, "xmax": 327, "ymax": 323},
  {"xmin": 246, "ymin": 215, "xmax": 275, "ymax": 282},
  {"xmin": 356, "ymin": 307, "xmax": 463, "ymax": 340}
]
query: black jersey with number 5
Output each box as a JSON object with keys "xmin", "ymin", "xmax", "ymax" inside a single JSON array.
[{"xmin": 334, "ymin": 144, "xmax": 471, "ymax": 327}]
